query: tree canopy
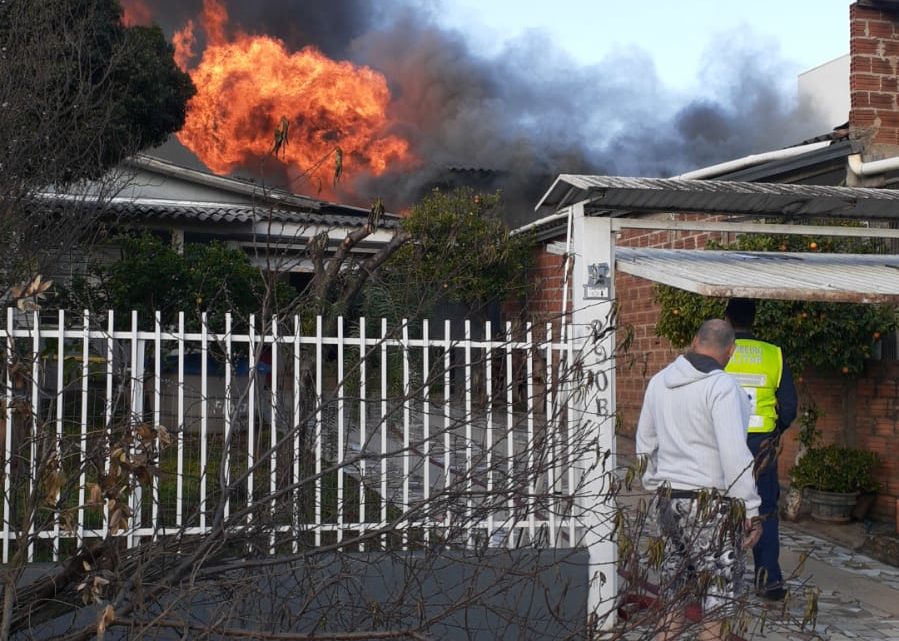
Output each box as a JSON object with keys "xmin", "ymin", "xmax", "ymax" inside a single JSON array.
[
  {"xmin": 58, "ymin": 233, "xmax": 297, "ymax": 330},
  {"xmin": 362, "ymin": 188, "xmax": 534, "ymax": 325},
  {"xmin": 0, "ymin": 0, "xmax": 195, "ymax": 306},
  {"xmin": 0, "ymin": 0, "xmax": 196, "ymax": 189}
]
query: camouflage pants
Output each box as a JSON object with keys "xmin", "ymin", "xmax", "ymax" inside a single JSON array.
[{"xmin": 655, "ymin": 491, "xmax": 747, "ymax": 618}]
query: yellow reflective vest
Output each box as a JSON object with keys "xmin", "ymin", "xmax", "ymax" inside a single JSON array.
[{"xmin": 725, "ymin": 338, "xmax": 783, "ymax": 434}]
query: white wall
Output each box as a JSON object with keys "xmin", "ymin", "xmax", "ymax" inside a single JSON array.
[{"xmin": 798, "ymin": 53, "xmax": 850, "ymax": 130}]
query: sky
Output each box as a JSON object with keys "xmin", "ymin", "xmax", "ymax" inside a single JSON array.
[{"xmin": 433, "ymin": 0, "xmax": 851, "ymax": 91}]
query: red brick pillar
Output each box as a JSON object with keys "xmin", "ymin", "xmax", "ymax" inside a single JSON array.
[{"xmin": 849, "ymin": 2, "xmax": 899, "ymax": 155}]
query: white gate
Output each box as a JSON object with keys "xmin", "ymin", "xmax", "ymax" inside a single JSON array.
[{"xmin": 0, "ymin": 309, "xmax": 612, "ymax": 570}]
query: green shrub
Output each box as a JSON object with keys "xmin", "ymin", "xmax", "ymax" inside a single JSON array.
[{"xmin": 789, "ymin": 444, "xmax": 881, "ymax": 494}]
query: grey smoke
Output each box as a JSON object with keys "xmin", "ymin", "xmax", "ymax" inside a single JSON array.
[{"xmin": 146, "ymin": 0, "xmax": 830, "ymax": 224}]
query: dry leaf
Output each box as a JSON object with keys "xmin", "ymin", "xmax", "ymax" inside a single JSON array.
[
  {"xmin": 135, "ymin": 423, "xmax": 154, "ymax": 442},
  {"xmin": 157, "ymin": 424, "xmax": 172, "ymax": 446},
  {"xmin": 135, "ymin": 466, "xmax": 152, "ymax": 486},
  {"xmin": 108, "ymin": 502, "xmax": 131, "ymax": 535},
  {"xmin": 43, "ymin": 469, "xmax": 63, "ymax": 506},
  {"xmin": 60, "ymin": 509, "xmax": 76, "ymax": 534},
  {"xmin": 12, "ymin": 274, "xmax": 53, "ymax": 312},
  {"xmin": 97, "ymin": 604, "xmax": 115, "ymax": 633},
  {"xmin": 87, "ymin": 482, "xmax": 103, "ymax": 505}
]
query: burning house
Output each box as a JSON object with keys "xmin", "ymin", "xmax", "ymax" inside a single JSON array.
[{"xmin": 120, "ymin": 0, "xmax": 830, "ymax": 225}]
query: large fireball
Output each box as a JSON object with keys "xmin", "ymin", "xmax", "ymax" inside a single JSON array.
[{"xmin": 171, "ymin": 0, "xmax": 412, "ymax": 196}]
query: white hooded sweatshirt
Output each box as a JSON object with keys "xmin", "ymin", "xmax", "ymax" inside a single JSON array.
[{"xmin": 636, "ymin": 353, "xmax": 761, "ymax": 518}]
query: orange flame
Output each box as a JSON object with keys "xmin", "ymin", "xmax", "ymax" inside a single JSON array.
[
  {"xmin": 120, "ymin": 0, "xmax": 152, "ymax": 26},
  {"xmin": 172, "ymin": 20, "xmax": 196, "ymax": 71},
  {"xmin": 174, "ymin": 0, "xmax": 413, "ymax": 197}
]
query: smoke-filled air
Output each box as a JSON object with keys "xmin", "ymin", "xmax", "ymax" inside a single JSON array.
[{"xmin": 122, "ymin": 0, "xmax": 830, "ymax": 222}]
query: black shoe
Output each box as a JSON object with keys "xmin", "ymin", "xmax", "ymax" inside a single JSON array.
[{"xmin": 760, "ymin": 587, "xmax": 787, "ymax": 602}]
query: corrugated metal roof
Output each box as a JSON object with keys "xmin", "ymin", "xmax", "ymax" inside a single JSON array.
[
  {"xmin": 36, "ymin": 196, "xmax": 400, "ymax": 229},
  {"xmin": 127, "ymin": 154, "xmax": 326, "ymax": 211},
  {"xmin": 615, "ymin": 248, "xmax": 899, "ymax": 303},
  {"xmin": 537, "ymin": 175, "xmax": 899, "ymax": 220},
  {"xmin": 109, "ymin": 199, "xmax": 396, "ymax": 228}
]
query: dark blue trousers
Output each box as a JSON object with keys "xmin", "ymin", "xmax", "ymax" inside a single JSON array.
[{"xmin": 747, "ymin": 433, "xmax": 783, "ymax": 591}]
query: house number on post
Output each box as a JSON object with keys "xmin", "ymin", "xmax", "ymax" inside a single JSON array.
[{"xmin": 583, "ymin": 262, "xmax": 610, "ymax": 300}]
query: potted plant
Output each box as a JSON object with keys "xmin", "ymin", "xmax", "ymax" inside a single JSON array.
[
  {"xmin": 789, "ymin": 444, "xmax": 881, "ymax": 523},
  {"xmin": 783, "ymin": 404, "xmax": 821, "ymax": 521}
]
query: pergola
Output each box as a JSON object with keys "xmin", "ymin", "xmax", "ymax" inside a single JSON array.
[{"xmin": 526, "ymin": 175, "xmax": 899, "ymax": 625}]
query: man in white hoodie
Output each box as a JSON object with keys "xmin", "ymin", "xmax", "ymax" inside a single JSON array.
[{"xmin": 636, "ymin": 319, "xmax": 762, "ymax": 641}]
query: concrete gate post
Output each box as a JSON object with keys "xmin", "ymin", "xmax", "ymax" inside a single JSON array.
[{"xmin": 569, "ymin": 202, "xmax": 618, "ymax": 630}]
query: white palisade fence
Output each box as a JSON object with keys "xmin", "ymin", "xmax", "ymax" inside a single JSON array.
[{"xmin": 0, "ymin": 308, "xmax": 609, "ymax": 563}]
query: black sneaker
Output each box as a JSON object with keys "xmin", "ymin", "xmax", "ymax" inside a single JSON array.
[{"xmin": 760, "ymin": 587, "xmax": 788, "ymax": 602}]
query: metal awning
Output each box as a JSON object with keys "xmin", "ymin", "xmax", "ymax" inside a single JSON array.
[
  {"xmin": 616, "ymin": 248, "xmax": 899, "ymax": 303},
  {"xmin": 536, "ymin": 175, "xmax": 899, "ymax": 220}
]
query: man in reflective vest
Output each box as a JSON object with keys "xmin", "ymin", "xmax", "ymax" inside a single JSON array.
[{"xmin": 724, "ymin": 298, "xmax": 797, "ymax": 602}]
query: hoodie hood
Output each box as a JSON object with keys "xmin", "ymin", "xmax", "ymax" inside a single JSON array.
[{"xmin": 663, "ymin": 354, "xmax": 722, "ymax": 389}]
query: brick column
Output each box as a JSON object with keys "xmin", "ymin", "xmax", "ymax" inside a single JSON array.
[{"xmin": 849, "ymin": 2, "xmax": 899, "ymax": 156}]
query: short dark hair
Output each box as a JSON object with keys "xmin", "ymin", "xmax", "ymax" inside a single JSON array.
[{"xmin": 724, "ymin": 298, "xmax": 756, "ymax": 329}]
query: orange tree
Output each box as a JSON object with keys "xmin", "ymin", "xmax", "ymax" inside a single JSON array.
[{"xmin": 654, "ymin": 227, "xmax": 897, "ymax": 376}]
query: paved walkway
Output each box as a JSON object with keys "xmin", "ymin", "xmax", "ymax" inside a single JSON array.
[
  {"xmin": 614, "ymin": 437, "xmax": 899, "ymax": 639},
  {"xmin": 617, "ymin": 523, "xmax": 899, "ymax": 640},
  {"xmin": 769, "ymin": 524, "xmax": 899, "ymax": 641}
]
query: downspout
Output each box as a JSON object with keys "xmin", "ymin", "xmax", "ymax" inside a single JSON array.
[
  {"xmin": 847, "ymin": 153, "xmax": 899, "ymax": 177},
  {"xmin": 560, "ymin": 205, "xmax": 574, "ymax": 323}
]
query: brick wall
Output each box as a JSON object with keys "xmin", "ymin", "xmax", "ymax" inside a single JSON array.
[
  {"xmin": 513, "ymin": 217, "xmax": 898, "ymax": 525},
  {"xmin": 503, "ymin": 245, "xmax": 569, "ymax": 343},
  {"xmin": 776, "ymin": 364, "xmax": 898, "ymax": 522},
  {"xmin": 614, "ymin": 221, "xmax": 731, "ymax": 433},
  {"xmin": 838, "ymin": 0, "xmax": 899, "ymax": 521},
  {"xmin": 527, "ymin": 247, "xmax": 568, "ymax": 322},
  {"xmin": 850, "ymin": 2, "xmax": 899, "ymax": 151},
  {"xmin": 849, "ymin": 361, "xmax": 899, "ymax": 520}
]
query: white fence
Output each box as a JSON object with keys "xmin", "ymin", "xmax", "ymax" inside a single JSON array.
[{"xmin": 0, "ymin": 309, "xmax": 606, "ymax": 563}]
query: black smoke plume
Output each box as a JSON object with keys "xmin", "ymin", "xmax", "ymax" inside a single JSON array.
[{"xmin": 148, "ymin": 0, "xmax": 830, "ymax": 225}]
